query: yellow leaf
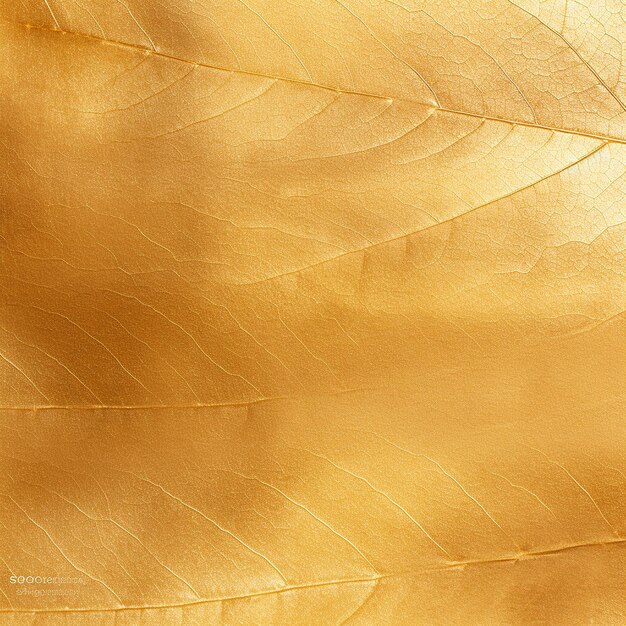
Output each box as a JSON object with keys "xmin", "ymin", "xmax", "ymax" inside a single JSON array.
[{"xmin": 0, "ymin": 1, "xmax": 624, "ymax": 623}]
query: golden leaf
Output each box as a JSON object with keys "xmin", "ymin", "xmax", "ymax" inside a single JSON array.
[{"xmin": 0, "ymin": 1, "xmax": 624, "ymax": 623}]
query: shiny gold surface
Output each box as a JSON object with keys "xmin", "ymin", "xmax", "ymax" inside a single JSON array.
[{"xmin": 0, "ymin": 1, "xmax": 625, "ymax": 624}]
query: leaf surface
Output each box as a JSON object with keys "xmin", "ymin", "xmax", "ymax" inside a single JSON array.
[{"xmin": 0, "ymin": 1, "xmax": 624, "ymax": 624}]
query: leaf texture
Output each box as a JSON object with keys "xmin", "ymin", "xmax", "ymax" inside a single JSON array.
[{"xmin": 0, "ymin": 1, "xmax": 624, "ymax": 624}]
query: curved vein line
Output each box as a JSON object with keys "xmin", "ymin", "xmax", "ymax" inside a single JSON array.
[
  {"xmin": 338, "ymin": 580, "xmax": 379, "ymax": 625},
  {"xmin": 5, "ymin": 496, "xmax": 123, "ymax": 603},
  {"xmin": 16, "ymin": 479, "xmax": 201, "ymax": 598},
  {"xmin": 136, "ymin": 475, "xmax": 289, "ymax": 584},
  {"xmin": 523, "ymin": 445, "xmax": 620, "ymax": 536},
  {"xmin": 100, "ymin": 291, "xmax": 264, "ymax": 396},
  {"xmin": 149, "ymin": 82, "xmax": 276, "ymax": 139},
  {"xmin": 214, "ymin": 468, "xmax": 379, "ymax": 573},
  {"xmin": 41, "ymin": 0, "xmax": 60, "ymax": 29},
  {"xmin": 21, "ymin": 304, "xmax": 158, "ymax": 401},
  {"xmin": 333, "ymin": 0, "xmax": 439, "ymax": 106},
  {"xmin": 510, "ymin": 1, "xmax": 626, "ymax": 113},
  {"xmin": 240, "ymin": 141, "xmax": 608, "ymax": 286},
  {"xmin": 233, "ymin": 0, "xmax": 312, "ymax": 81},
  {"xmin": 112, "ymin": 0, "xmax": 156, "ymax": 50},
  {"xmin": 9, "ymin": 21, "xmax": 626, "ymax": 145},
  {"xmin": 0, "ymin": 324, "xmax": 102, "ymax": 403},
  {"xmin": 300, "ymin": 448, "xmax": 452, "ymax": 558},
  {"xmin": 0, "ymin": 350, "xmax": 50, "ymax": 402},
  {"xmin": 3, "ymin": 538, "xmax": 623, "ymax": 613}
]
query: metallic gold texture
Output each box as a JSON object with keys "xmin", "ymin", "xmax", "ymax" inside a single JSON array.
[{"xmin": 0, "ymin": 1, "xmax": 624, "ymax": 624}]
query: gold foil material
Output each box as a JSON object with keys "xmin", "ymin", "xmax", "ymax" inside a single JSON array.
[{"xmin": 0, "ymin": 1, "xmax": 624, "ymax": 623}]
